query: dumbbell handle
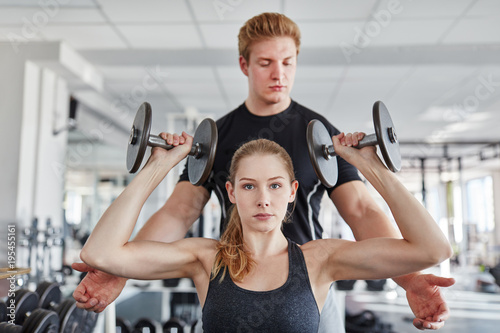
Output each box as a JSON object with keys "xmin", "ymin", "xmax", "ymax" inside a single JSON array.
[
  {"xmin": 148, "ymin": 135, "xmax": 202, "ymax": 157},
  {"xmin": 325, "ymin": 133, "xmax": 378, "ymax": 157}
]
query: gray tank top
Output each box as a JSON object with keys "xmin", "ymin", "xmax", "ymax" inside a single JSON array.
[{"xmin": 202, "ymin": 239, "xmax": 320, "ymax": 332}]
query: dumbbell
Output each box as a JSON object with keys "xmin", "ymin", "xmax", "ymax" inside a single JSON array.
[
  {"xmin": 116, "ymin": 317, "xmax": 133, "ymax": 333},
  {"xmin": 127, "ymin": 102, "xmax": 218, "ymax": 186},
  {"xmin": 133, "ymin": 317, "xmax": 162, "ymax": 332},
  {"xmin": 307, "ymin": 101, "xmax": 401, "ymax": 187},
  {"xmin": 163, "ymin": 317, "xmax": 186, "ymax": 333},
  {"xmin": 35, "ymin": 281, "xmax": 95, "ymax": 333},
  {"xmin": 0, "ymin": 308, "xmax": 59, "ymax": 333}
]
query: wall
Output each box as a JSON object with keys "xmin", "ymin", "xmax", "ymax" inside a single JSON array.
[{"xmin": 0, "ymin": 43, "xmax": 68, "ymax": 280}]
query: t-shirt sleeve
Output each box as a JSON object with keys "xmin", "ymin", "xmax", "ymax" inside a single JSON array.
[{"xmin": 177, "ymin": 160, "xmax": 214, "ymax": 195}]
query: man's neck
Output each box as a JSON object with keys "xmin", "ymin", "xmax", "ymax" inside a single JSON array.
[{"xmin": 244, "ymin": 97, "xmax": 292, "ymax": 117}]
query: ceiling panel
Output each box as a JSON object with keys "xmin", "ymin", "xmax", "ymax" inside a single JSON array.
[
  {"xmin": 368, "ymin": 19, "xmax": 455, "ymax": 46},
  {"xmin": 466, "ymin": 0, "xmax": 500, "ymax": 16},
  {"xmin": 190, "ymin": 0, "xmax": 281, "ymax": 21},
  {"xmin": 117, "ymin": 24, "xmax": 203, "ymax": 49},
  {"xmin": 443, "ymin": 18, "xmax": 500, "ymax": 44},
  {"xmin": 199, "ymin": 23, "xmax": 242, "ymax": 48},
  {"xmin": 98, "ymin": 66, "xmax": 151, "ymax": 81},
  {"xmin": 42, "ymin": 25, "xmax": 128, "ymax": 49},
  {"xmin": 0, "ymin": 0, "xmax": 96, "ymax": 6},
  {"xmin": 97, "ymin": 0, "xmax": 192, "ymax": 23},
  {"xmin": 285, "ymin": 0, "xmax": 376, "ymax": 20},
  {"xmin": 298, "ymin": 21, "xmax": 366, "ymax": 47},
  {"xmin": 377, "ymin": 0, "xmax": 474, "ymax": 18}
]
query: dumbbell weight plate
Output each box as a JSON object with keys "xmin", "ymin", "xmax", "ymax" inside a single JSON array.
[
  {"xmin": 306, "ymin": 120, "xmax": 338, "ymax": 188},
  {"xmin": 188, "ymin": 118, "xmax": 218, "ymax": 186},
  {"xmin": 0, "ymin": 300, "xmax": 7, "ymax": 322},
  {"xmin": 56, "ymin": 299, "xmax": 84, "ymax": 333},
  {"xmin": 116, "ymin": 317, "xmax": 133, "ymax": 333},
  {"xmin": 21, "ymin": 309, "xmax": 59, "ymax": 333},
  {"xmin": 163, "ymin": 317, "xmax": 186, "ymax": 333},
  {"xmin": 372, "ymin": 101, "xmax": 401, "ymax": 173},
  {"xmin": 134, "ymin": 317, "xmax": 162, "ymax": 333},
  {"xmin": 9, "ymin": 290, "xmax": 39, "ymax": 325},
  {"xmin": 35, "ymin": 282, "xmax": 62, "ymax": 310},
  {"xmin": 80, "ymin": 310, "xmax": 99, "ymax": 333},
  {"xmin": 127, "ymin": 102, "xmax": 152, "ymax": 173}
]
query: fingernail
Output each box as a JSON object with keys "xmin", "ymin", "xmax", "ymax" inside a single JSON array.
[{"xmin": 89, "ymin": 299, "xmax": 97, "ymax": 306}]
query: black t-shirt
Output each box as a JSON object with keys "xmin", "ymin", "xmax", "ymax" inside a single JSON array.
[{"xmin": 179, "ymin": 100, "xmax": 361, "ymax": 244}]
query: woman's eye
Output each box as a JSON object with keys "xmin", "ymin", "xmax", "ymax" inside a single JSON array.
[
  {"xmin": 244, "ymin": 184, "xmax": 254, "ymax": 190},
  {"xmin": 270, "ymin": 183, "xmax": 281, "ymax": 189}
]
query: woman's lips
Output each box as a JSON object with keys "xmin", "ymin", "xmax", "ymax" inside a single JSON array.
[{"xmin": 254, "ymin": 213, "xmax": 273, "ymax": 220}]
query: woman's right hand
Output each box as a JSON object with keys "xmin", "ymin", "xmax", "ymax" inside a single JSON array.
[
  {"xmin": 146, "ymin": 131, "xmax": 193, "ymax": 169},
  {"xmin": 332, "ymin": 132, "xmax": 385, "ymax": 172}
]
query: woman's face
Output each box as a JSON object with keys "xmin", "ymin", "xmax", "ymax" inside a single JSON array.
[{"xmin": 226, "ymin": 154, "xmax": 298, "ymax": 234}]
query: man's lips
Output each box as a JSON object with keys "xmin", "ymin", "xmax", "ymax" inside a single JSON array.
[{"xmin": 270, "ymin": 85, "xmax": 285, "ymax": 91}]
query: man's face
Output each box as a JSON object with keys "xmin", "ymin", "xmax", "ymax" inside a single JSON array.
[{"xmin": 240, "ymin": 37, "xmax": 297, "ymax": 108}]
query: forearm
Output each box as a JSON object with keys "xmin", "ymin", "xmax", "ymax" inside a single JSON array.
[{"xmin": 81, "ymin": 159, "xmax": 175, "ymax": 266}]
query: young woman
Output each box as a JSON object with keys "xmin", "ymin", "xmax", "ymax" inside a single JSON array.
[{"xmin": 79, "ymin": 133, "xmax": 452, "ymax": 332}]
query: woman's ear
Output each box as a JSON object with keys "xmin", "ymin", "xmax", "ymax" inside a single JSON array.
[
  {"xmin": 226, "ymin": 181, "xmax": 236, "ymax": 204},
  {"xmin": 289, "ymin": 180, "xmax": 299, "ymax": 202}
]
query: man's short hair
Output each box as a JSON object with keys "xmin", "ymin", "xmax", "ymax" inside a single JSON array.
[{"xmin": 238, "ymin": 12, "xmax": 301, "ymax": 61}]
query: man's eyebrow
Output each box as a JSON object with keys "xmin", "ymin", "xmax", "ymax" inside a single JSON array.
[{"xmin": 256, "ymin": 56, "xmax": 295, "ymax": 61}]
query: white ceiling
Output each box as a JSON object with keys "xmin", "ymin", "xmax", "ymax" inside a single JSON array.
[{"xmin": 2, "ymin": 0, "xmax": 500, "ymax": 173}]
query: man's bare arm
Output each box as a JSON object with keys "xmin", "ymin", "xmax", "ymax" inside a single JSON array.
[{"xmin": 134, "ymin": 180, "xmax": 211, "ymax": 243}]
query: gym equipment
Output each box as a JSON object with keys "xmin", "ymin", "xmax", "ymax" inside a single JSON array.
[
  {"xmin": 133, "ymin": 317, "xmax": 162, "ymax": 333},
  {"xmin": 0, "ymin": 309, "xmax": 59, "ymax": 333},
  {"xmin": 56, "ymin": 299, "xmax": 84, "ymax": 333},
  {"xmin": 163, "ymin": 317, "xmax": 186, "ymax": 333},
  {"xmin": 1, "ymin": 301, "xmax": 8, "ymax": 322},
  {"xmin": 307, "ymin": 101, "xmax": 401, "ymax": 187},
  {"xmin": 8, "ymin": 290, "xmax": 39, "ymax": 325},
  {"xmin": 9, "ymin": 284, "xmax": 88, "ymax": 333},
  {"xmin": 36, "ymin": 282, "xmax": 90, "ymax": 333},
  {"xmin": 116, "ymin": 317, "xmax": 133, "ymax": 333},
  {"xmin": 126, "ymin": 102, "xmax": 218, "ymax": 186},
  {"xmin": 35, "ymin": 282, "xmax": 62, "ymax": 310}
]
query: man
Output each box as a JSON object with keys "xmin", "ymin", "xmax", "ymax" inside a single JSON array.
[{"xmin": 73, "ymin": 12, "xmax": 454, "ymax": 331}]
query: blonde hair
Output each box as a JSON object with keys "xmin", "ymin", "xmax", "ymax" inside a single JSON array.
[
  {"xmin": 238, "ymin": 12, "xmax": 301, "ymax": 61},
  {"xmin": 211, "ymin": 139, "xmax": 296, "ymax": 282}
]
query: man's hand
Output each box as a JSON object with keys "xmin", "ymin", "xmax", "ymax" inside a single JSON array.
[
  {"xmin": 72, "ymin": 262, "xmax": 127, "ymax": 313},
  {"xmin": 404, "ymin": 274, "xmax": 455, "ymax": 330}
]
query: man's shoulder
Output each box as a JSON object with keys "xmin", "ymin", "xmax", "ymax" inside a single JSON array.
[
  {"xmin": 214, "ymin": 104, "xmax": 244, "ymax": 128},
  {"xmin": 291, "ymin": 100, "xmax": 338, "ymax": 132}
]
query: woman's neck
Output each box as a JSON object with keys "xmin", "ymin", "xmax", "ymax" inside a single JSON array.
[{"xmin": 242, "ymin": 229, "xmax": 288, "ymax": 258}]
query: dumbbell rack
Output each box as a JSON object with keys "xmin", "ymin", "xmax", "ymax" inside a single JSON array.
[
  {"xmin": 0, "ymin": 281, "xmax": 99, "ymax": 332},
  {"xmin": 18, "ymin": 217, "xmax": 65, "ymax": 285}
]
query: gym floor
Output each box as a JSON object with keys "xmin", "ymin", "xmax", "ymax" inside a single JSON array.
[{"xmin": 344, "ymin": 282, "xmax": 500, "ymax": 333}]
